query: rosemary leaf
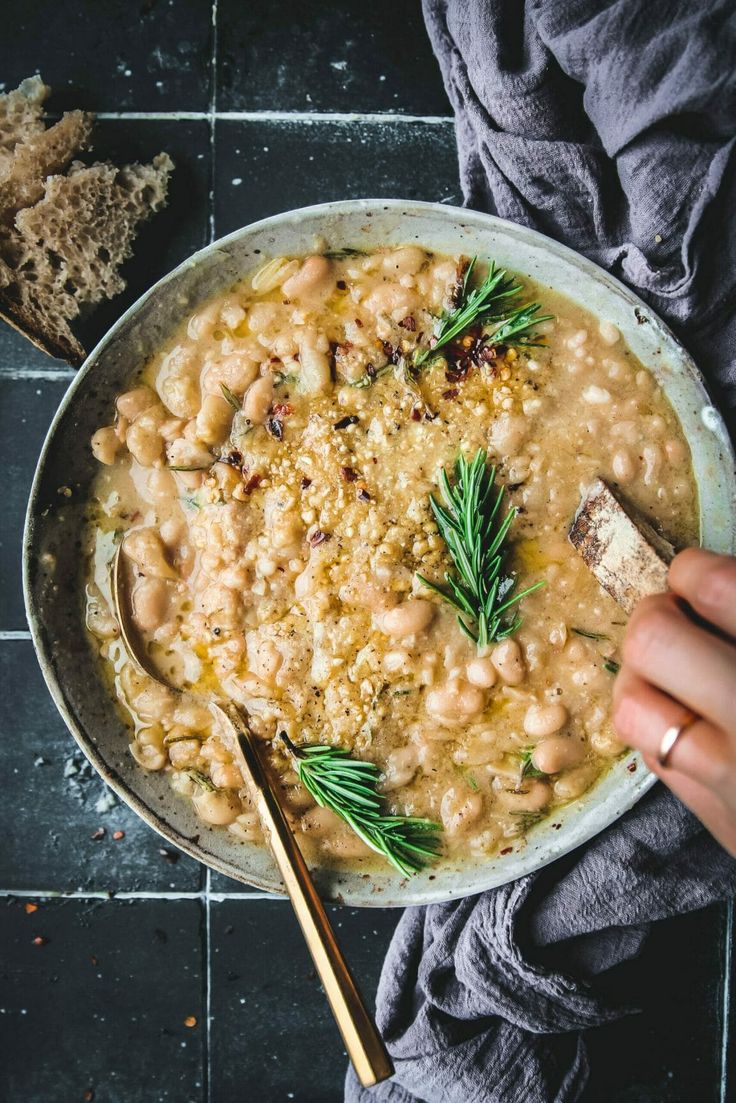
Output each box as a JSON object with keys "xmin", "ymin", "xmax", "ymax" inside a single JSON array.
[
  {"xmin": 186, "ymin": 769, "xmax": 217, "ymax": 792},
  {"xmin": 220, "ymin": 383, "xmax": 242, "ymax": 410},
  {"xmin": 413, "ymin": 257, "xmax": 552, "ymax": 368},
  {"xmin": 519, "ymin": 748, "xmax": 545, "ymax": 780},
  {"xmin": 603, "ymin": 659, "xmax": 621, "ymax": 675},
  {"xmin": 572, "ymin": 627, "xmax": 609, "ymax": 641},
  {"xmin": 281, "ymin": 734, "xmax": 441, "ymax": 877},
  {"xmin": 417, "ymin": 450, "xmax": 544, "ymax": 649}
]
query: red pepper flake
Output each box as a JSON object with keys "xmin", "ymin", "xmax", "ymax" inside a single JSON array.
[
  {"xmin": 272, "ymin": 403, "xmax": 292, "ymax": 418},
  {"xmin": 300, "ymin": 477, "xmax": 312, "ymax": 490},
  {"xmin": 90, "ymin": 955, "xmax": 99, "ymax": 966},
  {"xmin": 357, "ymin": 488, "xmax": 371, "ymax": 502},
  {"xmin": 499, "ymin": 847, "xmax": 513, "ymax": 856},
  {"xmin": 354, "ymin": 317, "xmax": 363, "ymax": 328},
  {"xmin": 24, "ymin": 902, "xmax": 39, "ymax": 915},
  {"xmin": 442, "ymin": 388, "xmax": 459, "ymax": 400},
  {"xmin": 90, "ymin": 827, "xmax": 106, "ymax": 841},
  {"xmin": 398, "ymin": 315, "xmax": 416, "ymax": 332},
  {"xmin": 410, "ymin": 406, "xmax": 422, "ymax": 422},
  {"xmin": 333, "ymin": 415, "xmax": 359, "ymax": 430},
  {"xmin": 244, "ymin": 473, "xmax": 263, "ymax": 493},
  {"xmin": 184, "ymin": 1015, "xmax": 198, "ymax": 1028},
  {"xmin": 479, "ymin": 344, "xmax": 498, "ymax": 363},
  {"xmin": 309, "ymin": 530, "xmax": 331, "ymax": 548},
  {"xmin": 83, "ymin": 1090, "xmax": 95, "ymax": 1102},
  {"xmin": 627, "ymin": 761, "xmax": 637, "ymax": 772},
  {"xmin": 32, "ymin": 935, "xmax": 48, "ymax": 947},
  {"xmin": 336, "ymin": 279, "xmax": 347, "ymax": 290},
  {"xmin": 112, "ymin": 830, "xmax": 125, "ymax": 841},
  {"xmin": 340, "ymin": 466, "xmax": 358, "ymax": 482}
]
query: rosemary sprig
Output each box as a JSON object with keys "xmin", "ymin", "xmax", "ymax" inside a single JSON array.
[
  {"xmin": 413, "ymin": 257, "xmax": 552, "ymax": 368},
  {"xmin": 220, "ymin": 383, "xmax": 242, "ymax": 410},
  {"xmin": 281, "ymin": 734, "xmax": 441, "ymax": 877},
  {"xmin": 417, "ymin": 450, "xmax": 544, "ymax": 649}
]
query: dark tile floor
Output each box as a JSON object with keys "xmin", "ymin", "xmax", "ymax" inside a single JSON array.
[{"xmin": 0, "ymin": 2, "xmax": 732, "ymax": 1101}]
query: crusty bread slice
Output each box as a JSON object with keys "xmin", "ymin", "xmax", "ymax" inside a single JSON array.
[
  {"xmin": 0, "ymin": 110, "xmax": 94, "ymax": 222},
  {"xmin": 0, "ymin": 76, "xmax": 173, "ymax": 365},
  {"xmin": 1, "ymin": 153, "xmax": 173, "ymax": 364},
  {"xmin": 0, "ymin": 76, "xmax": 49, "ymax": 172}
]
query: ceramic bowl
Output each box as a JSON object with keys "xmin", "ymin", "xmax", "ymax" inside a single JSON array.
[{"xmin": 23, "ymin": 200, "xmax": 736, "ymax": 906}]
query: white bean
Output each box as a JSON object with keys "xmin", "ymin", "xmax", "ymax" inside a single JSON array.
[
  {"xmin": 491, "ymin": 639, "xmax": 526, "ymax": 685},
  {"xmin": 193, "ymin": 788, "xmax": 241, "ymax": 825},
  {"xmin": 598, "ymin": 321, "xmax": 620, "ymax": 346},
  {"xmin": 132, "ymin": 577, "xmax": 172, "ymax": 632},
  {"xmin": 523, "ymin": 702, "xmax": 568, "ymax": 738},
  {"xmin": 425, "ymin": 679, "xmax": 486, "ymax": 725},
  {"xmin": 243, "ymin": 375, "xmax": 274, "ymax": 424},
  {"xmin": 532, "ymin": 736, "xmax": 585, "ymax": 774},
  {"xmin": 117, "ymin": 386, "xmax": 157, "ymax": 421},
  {"xmin": 494, "ymin": 778, "xmax": 551, "ymax": 813},
  {"xmin": 298, "ymin": 329, "xmax": 332, "ymax": 394},
  {"xmin": 465, "ymin": 657, "xmax": 497, "ymax": 688},
  {"xmin": 440, "ymin": 787, "xmax": 483, "ymax": 836},
  {"xmin": 381, "ymin": 746, "xmax": 419, "ymax": 792},
  {"xmin": 195, "ymin": 394, "xmax": 234, "ymax": 445},
  {"xmin": 381, "ymin": 600, "xmax": 434, "ymax": 638},
  {"xmin": 553, "ymin": 763, "xmax": 598, "ymax": 800},
  {"xmin": 282, "ymin": 255, "xmax": 333, "ymax": 301},
  {"xmin": 123, "ymin": 528, "xmax": 178, "ymax": 580},
  {"xmin": 91, "ymin": 426, "xmax": 121, "ymax": 465},
  {"xmin": 612, "ymin": 448, "xmax": 636, "ymax": 483},
  {"xmin": 126, "ymin": 407, "xmax": 167, "ymax": 467}
]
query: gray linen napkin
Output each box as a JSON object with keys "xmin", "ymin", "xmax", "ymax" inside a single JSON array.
[{"xmin": 346, "ymin": 3, "xmax": 736, "ymax": 1099}]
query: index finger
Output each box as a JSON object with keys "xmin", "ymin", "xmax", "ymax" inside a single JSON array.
[{"xmin": 668, "ymin": 548, "xmax": 736, "ymax": 640}]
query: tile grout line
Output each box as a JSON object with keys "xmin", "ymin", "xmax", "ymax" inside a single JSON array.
[
  {"xmin": 0, "ymin": 631, "xmax": 31, "ymax": 640},
  {"xmin": 720, "ymin": 898, "xmax": 734, "ymax": 1103},
  {"xmin": 0, "ymin": 887, "xmax": 283, "ymax": 901},
  {"xmin": 94, "ymin": 110, "xmax": 454, "ymax": 124},
  {"xmin": 0, "ymin": 368, "xmax": 76, "ymax": 381}
]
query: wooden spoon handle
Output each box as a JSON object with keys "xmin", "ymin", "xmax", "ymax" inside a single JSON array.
[{"xmin": 222, "ymin": 704, "xmax": 394, "ymax": 1089}]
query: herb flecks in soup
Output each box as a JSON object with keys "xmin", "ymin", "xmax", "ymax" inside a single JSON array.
[{"xmin": 85, "ymin": 246, "xmax": 698, "ymax": 870}]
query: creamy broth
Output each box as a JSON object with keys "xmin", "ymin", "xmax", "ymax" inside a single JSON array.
[{"xmin": 85, "ymin": 246, "xmax": 698, "ymax": 869}]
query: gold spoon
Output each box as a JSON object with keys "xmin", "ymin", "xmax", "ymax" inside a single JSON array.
[{"xmin": 111, "ymin": 545, "xmax": 393, "ymax": 1088}]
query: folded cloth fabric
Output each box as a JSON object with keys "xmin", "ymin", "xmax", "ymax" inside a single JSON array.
[{"xmin": 346, "ymin": 3, "xmax": 736, "ymax": 1100}]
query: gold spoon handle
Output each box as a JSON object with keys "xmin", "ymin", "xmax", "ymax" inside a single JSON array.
[{"xmin": 223, "ymin": 705, "xmax": 394, "ymax": 1089}]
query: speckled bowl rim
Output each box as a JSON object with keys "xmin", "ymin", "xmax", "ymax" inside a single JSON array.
[{"xmin": 23, "ymin": 199, "xmax": 736, "ymax": 907}]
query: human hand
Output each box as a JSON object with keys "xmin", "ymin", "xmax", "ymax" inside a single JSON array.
[{"xmin": 612, "ymin": 548, "xmax": 736, "ymax": 856}]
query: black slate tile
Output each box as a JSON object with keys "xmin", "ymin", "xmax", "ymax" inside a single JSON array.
[
  {"xmin": 218, "ymin": 0, "xmax": 450, "ymax": 116},
  {"xmin": 0, "ymin": 895, "xmax": 204, "ymax": 1103},
  {"xmin": 0, "ymin": 118, "xmax": 209, "ymax": 372},
  {"xmin": 0, "ymin": 641, "xmax": 202, "ymax": 892},
  {"xmin": 214, "ymin": 118, "xmax": 460, "ymax": 235},
  {"xmin": 581, "ymin": 904, "xmax": 728, "ymax": 1103},
  {"xmin": 0, "ymin": 320, "xmax": 66, "ymax": 377},
  {"xmin": 0, "ymin": 377, "xmax": 70, "ymax": 631},
  {"xmin": 209, "ymin": 898, "xmax": 398, "ymax": 1101},
  {"xmin": 72, "ymin": 118, "xmax": 211, "ymax": 356},
  {"xmin": 208, "ymin": 869, "xmax": 270, "ymax": 895},
  {"xmin": 0, "ymin": 0, "xmax": 212, "ymax": 112}
]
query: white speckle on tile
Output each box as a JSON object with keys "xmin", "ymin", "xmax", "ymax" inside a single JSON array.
[
  {"xmin": 330, "ymin": 60, "xmax": 348, "ymax": 71},
  {"xmin": 95, "ymin": 789, "xmax": 117, "ymax": 814},
  {"xmin": 232, "ymin": 177, "xmax": 242, "ymax": 186},
  {"xmin": 262, "ymin": 146, "xmax": 269, "ymax": 152},
  {"xmin": 379, "ymin": 74, "xmax": 386, "ymax": 82}
]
